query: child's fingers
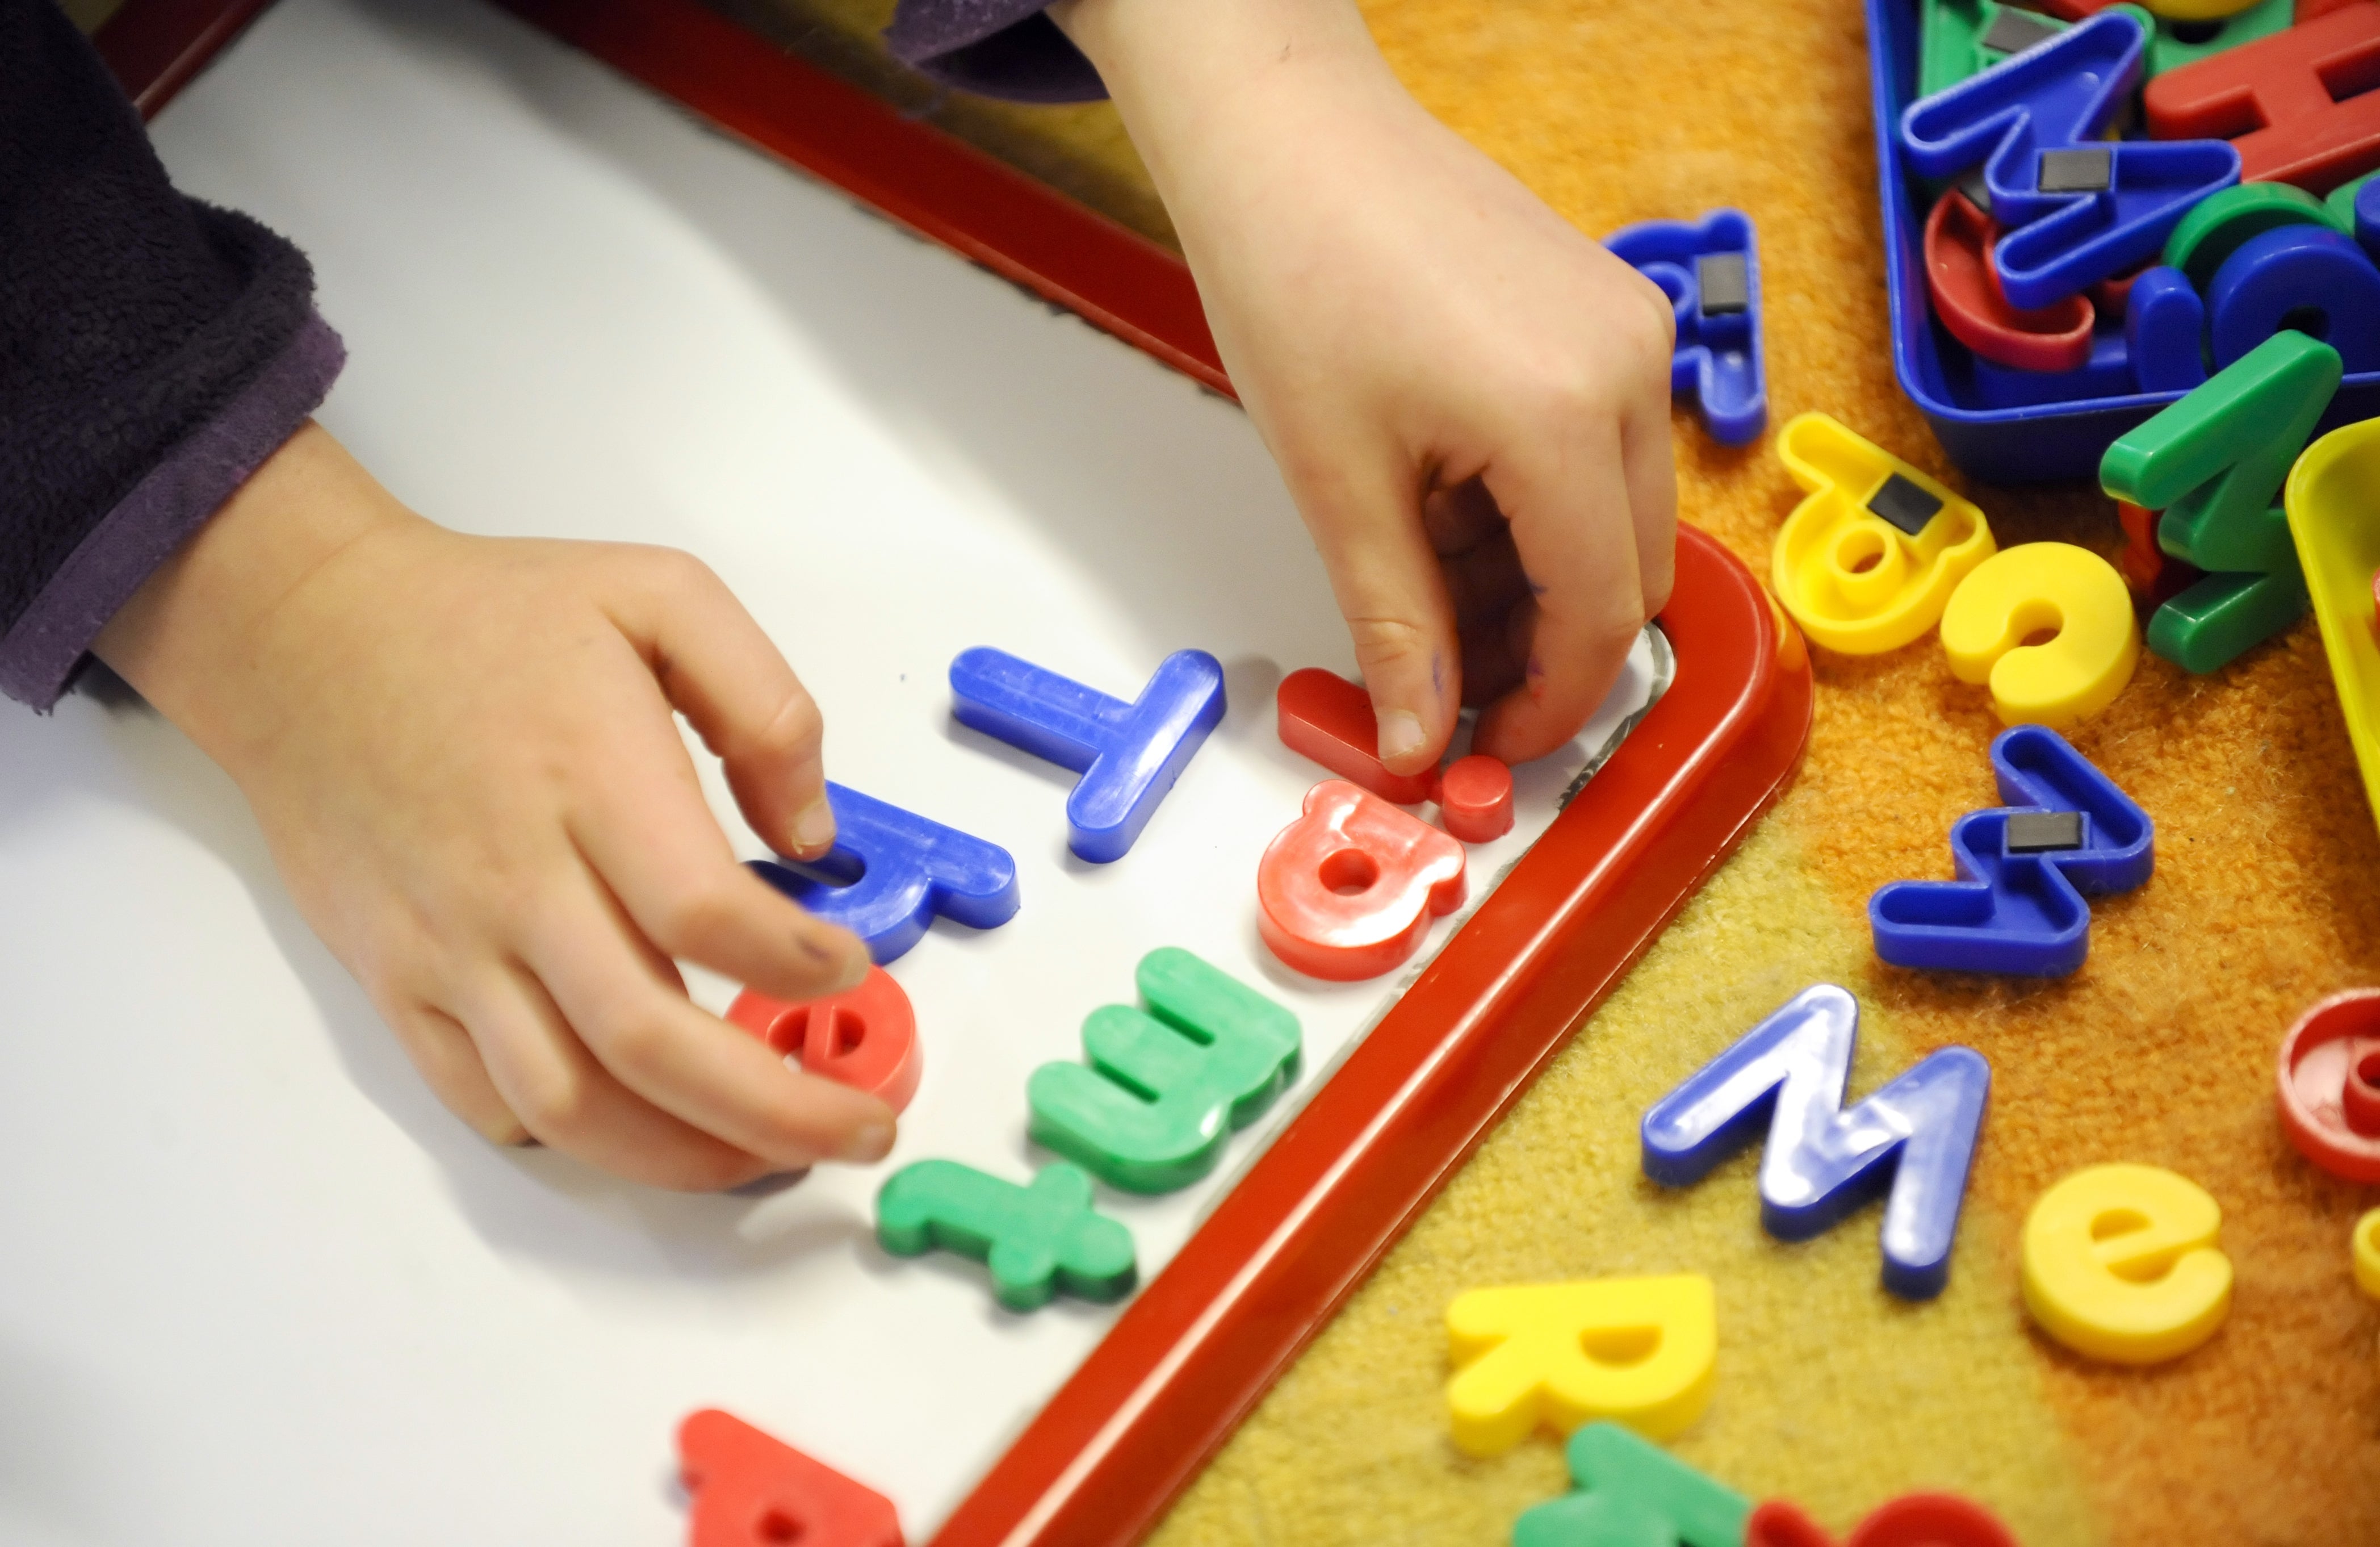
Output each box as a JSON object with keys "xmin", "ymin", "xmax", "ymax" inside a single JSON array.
[
  {"xmin": 525, "ymin": 881, "xmax": 895, "ymax": 1171},
  {"xmin": 608, "ymin": 547, "xmax": 837, "ymax": 862},
  {"xmin": 456, "ymin": 967, "xmax": 776, "ymax": 1190},
  {"xmin": 1621, "ymin": 398, "xmax": 1679, "ymax": 617},
  {"xmin": 564, "ymin": 712, "xmax": 870, "ymax": 1005},
  {"xmin": 386, "ymin": 1000, "xmax": 529, "ymax": 1145},
  {"xmin": 1473, "ymin": 420, "xmax": 1648, "ymax": 764},
  {"xmin": 1295, "ymin": 458, "xmax": 1461, "ymax": 775}
]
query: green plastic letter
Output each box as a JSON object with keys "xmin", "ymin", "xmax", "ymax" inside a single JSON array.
[
  {"xmin": 1026, "ymin": 947, "xmax": 1301, "ymax": 1194},
  {"xmin": 1512, "ymin": 1422, "xmax": 1750, "ymax": 1547},
  {"xmin": 875, "ymin": 1159, "xmax": 1136, "ymax": 1312},
  {"xmin": 2101, "ymin": 331, "xmax": 2342, "ymax": 674}
]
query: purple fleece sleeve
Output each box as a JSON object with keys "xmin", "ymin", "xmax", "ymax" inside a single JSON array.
[
  {"xmin": 0, "ymin": 0, "xmax": 343, "ymax": 710},
  {"xmin": 883, "ymin": 0, "xmax": 1107, "ymax": 103}
]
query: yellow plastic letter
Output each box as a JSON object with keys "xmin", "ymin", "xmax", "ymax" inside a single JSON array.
[
  {"xmin": 1940, "ymin": 542, "xmax": 2140, "ymax": 727},
  {"xmin": 1771, "ymin": 413, "xmax": 1996, "ymax": 654},
  {"xmin": 2021, "ymin": 1163, "xmax": 2232, "ymax": 1365},
  {"xmin": 2354, "ymin": 1208, "xmax": 2380, "ymax": 1301},
  {"xmin": 1444, "ymin": 1274, "xmax": 1716, "ymax": 1458},
  {"xmin": 2284, "ymin": 419, "xmax": 2380, "ymax": 841}
]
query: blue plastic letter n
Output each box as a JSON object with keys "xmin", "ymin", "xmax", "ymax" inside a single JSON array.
[
  {"xmin": 750, "ymin": 783, "xmax": 1020, "ymax": 964},
  {"xmin": 1640, "ymin": 984, "xmax": 1990, "ymax": 1300},
  {"xmin": 949, "ymin": 647, "xmax": 1226, "ymax": 863},
  {"xmin": 1900, "ymin": 9, "xmax": 2239, "ymax": 308}
]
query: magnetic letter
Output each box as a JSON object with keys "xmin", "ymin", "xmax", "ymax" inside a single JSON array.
[
  {"xmin": 676, "ymin": 1408, "xmax": 903, "ymax": 1547},
  {"xmin": 2021, "ymin": 1163, "xmax": 2232, "ymax": 1364},
  {"xmin": 1938, "ymin": 542, "xmax": 2139, "ymax": 726},
  {"xmin": 1255, "ymin": 780, "xmax": 1467, "ymax": 981},
  {"xmin": 950, "ymin": 646, "xmax": 1225, "ymax": 863},
  {"xmin": 874, "ymin": 1160, "xmax": 1136, "ymax": 1311},
  {"xmin": 1445, "ymin": 1276, "xmax": 1717, "ymax": 1457},
  {"xmin": 1027, "ymin": 948, "xmax": 1301, "ymax": 1193},
  {"xmin": 1641, "ymin": 985, "xmax": 1990, "ymax": 1299},
  {"xmin": 750, "ymin": 783, "xmax": 1017, "ymax": 964}
]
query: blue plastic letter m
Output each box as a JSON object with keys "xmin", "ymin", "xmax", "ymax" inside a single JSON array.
[{"xmin": 1640, "ymin": 985, "xmax": 1990, "ymax": 1300}]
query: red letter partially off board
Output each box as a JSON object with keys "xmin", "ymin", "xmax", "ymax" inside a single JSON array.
[
  {"xmin": 1257, "ymin": 780, "xmax": 1468, "ymax": 980},
  {"xmin": 677, "ymin": 1408, "xmax": 904, "ymax": 1547},
  {"xmin": 726, "ymin": 966, "xmax": 923, "ymax": 1112}
]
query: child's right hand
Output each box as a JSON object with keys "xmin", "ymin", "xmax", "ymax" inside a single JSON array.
[{"xmin": 95, "ymin": 424, "xmax": 893, "ymax": 1190}]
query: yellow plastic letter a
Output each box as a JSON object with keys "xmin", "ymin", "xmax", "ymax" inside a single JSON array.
[
  {"xmin": 1940, "ymin": 542, "xmax": 2140, "ymax": 728},
  {"xmin": 2021, "ymin": 1163, "xmax": 2232, "ymax": 1365},
  {"xmin": 1444, "ymin": 1274, "xmax": 1716, "ymax": 1458}
]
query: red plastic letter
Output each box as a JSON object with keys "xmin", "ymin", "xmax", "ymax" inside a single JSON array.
[
  {"xmin": 1924, "ymin": 189, "xmax": 2094, "ymax": 373},
  {"xmin": 1436, "ymin": 754, "xmax": 1515, "ymax": 843},
  {"xmin": 1275, "ymin": 667, "xmax": 1436, "ymax": 804},
  {"xmin": 2146, "ymin": 5, "xmax": 2380, "ymax": 195},
  {"xmin": 1748, "ymin": 1493, "xmax": 2017, "ymax": 1547},
  {"xmin": 2277, "ymin": 988, "xmax": 2380, "ymax": 1184},
  {"xmin": 1256, "ymin": 780, "xmax": 1467, "ymax": 981},
  {"xmin": 677, "ymin": 1408, "xmax": 904, "ymax": 1547},
  {"xmin": 726, "ymin": 966, "xmax": 923, "ymax": 1112}
]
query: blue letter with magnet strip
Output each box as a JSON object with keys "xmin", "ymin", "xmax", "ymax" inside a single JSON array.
[
  {"xmin": 949, "ymin": 647, "xmax": 1226, "ymax": 863},
  {"xmin": 1604, "ymin": 208, "xmax": 1766, "ymax": 446},
  {"xmin": 1901, "ymin": 9, "xmax": 2239, "ymax": 309},
  {"xmin": 1640, "ymin": 984, "xmax": 1991, "ymax": 1301},
  {"xmin": 1869, "ymin": 724, "xmax": 2153, "ymax": 976},
  {"xmin": 751, "ymin": 783, "xmax": 1020, "ymax": 963}
]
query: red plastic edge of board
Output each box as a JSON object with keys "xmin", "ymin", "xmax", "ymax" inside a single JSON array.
[
  {"xmin": 497, "ymin": 0, "xmax": 1230, "ymax": 396},
  {"xmin": 99, "ymin": 7, "xmax": 1813, "ymax": 1544},
  {"xmin": 92, "ymin": 0, "xmax": 279, "ymax": 118},
  {"xmin": 939, "ymin": 524, "xmax": 1808, "ymax": 1547}
]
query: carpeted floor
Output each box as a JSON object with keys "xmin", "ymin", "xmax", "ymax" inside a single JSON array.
[{"xmin": 715, "ymin": 1, "xmax": 2380, "ymax": 1540}]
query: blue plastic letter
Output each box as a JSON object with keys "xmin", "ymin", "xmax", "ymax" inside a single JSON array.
[
  {"xmin": 2126, "ymin": 266, "xmax": 2210, "ymax": 393},
  {"xmin": 949, "ymin": 647, "xmax": 1226, "ymax": 863},
  {"xmin": 1869, "ymin": 724, "xmax": 2152, "ymax": 976},
  {"xmin": 1603, "ymin": 210, "xmax": 1767, "ymax": 445},
  {"xmin": 1901, "ymin": 10, "xmax": 2240, "ymax": 308},
  {"xmin": 750, "ymin": 783, "xmax": 1020, "ymax": 964},
  {"xmin": 2206, "ymin": 225, "xmax": 2380, "ymax": 374},
  {"xmin": 1640, "ymin": 984, "xmax": 1991, "ymax": 1300}
]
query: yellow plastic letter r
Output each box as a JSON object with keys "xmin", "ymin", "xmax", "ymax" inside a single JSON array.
[
  {"xmin": 1444, "ymin": 1274, "xmax": 1716, "ymax": 1458},
  {"xmin": 2021, "ymin": 1163, "xmax": 2232, "ymax": 1365}
]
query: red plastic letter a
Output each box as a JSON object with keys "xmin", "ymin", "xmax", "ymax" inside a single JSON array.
[
  {"xmin": 677, "ymin": 1408, "xmax": 904, "ymax": 1547},
  {"xmin": 1256, "ymin": 780, "xmax": 1467, "ymax": 981}
]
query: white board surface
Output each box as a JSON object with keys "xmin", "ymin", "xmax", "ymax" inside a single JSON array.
[{"xmin": 0, "ymin": 1, "xmax": 1660, "ymax": 1540}]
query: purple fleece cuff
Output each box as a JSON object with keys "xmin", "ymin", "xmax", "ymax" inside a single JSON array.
[
  {"xmin": 0, "ymin": 308, "xmax": 345, "ymax": 710},
  {"xmin": 883, "ymin": 0, "xmax": 1106, "ymax": 103}
]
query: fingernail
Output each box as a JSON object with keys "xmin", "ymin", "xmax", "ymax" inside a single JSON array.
[
  {"xmin": 1379, "ymin": 710, "xmax": 1427, "ymax": 764},
  {"xmin": 793, "ymin": 797, "xmax": 836, "ymax": 855},
  {"xmin": 836, "ymin": 950, "xmax": 871, "ymax": 992},
  {"xmin": 836, "ymin": 1120, "xmax": 895, "ymax": 1164}
]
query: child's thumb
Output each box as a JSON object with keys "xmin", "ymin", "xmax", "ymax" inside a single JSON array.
[{"xmin": 1304, "ymin": 475, "xmax": 1460, "ymax": 776}]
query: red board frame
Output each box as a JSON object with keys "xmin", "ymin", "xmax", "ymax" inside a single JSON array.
[{"xmin": 97, "ymin": 2, "xmax": 1812, "ymax": 1541}]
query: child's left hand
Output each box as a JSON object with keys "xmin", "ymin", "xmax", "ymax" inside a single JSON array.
[{"xmin": 1054, "ymin": 0, "xmax": 1679, "ymax": 779}]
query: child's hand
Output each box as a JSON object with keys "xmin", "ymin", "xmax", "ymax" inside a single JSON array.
[
  {"xmin": 1055, "ymin": 0, "xmax": 1678, "ymax": 775},
  {"xmin": 96, "ymin": 425, "xmax": 891, "ymax": 1190}
]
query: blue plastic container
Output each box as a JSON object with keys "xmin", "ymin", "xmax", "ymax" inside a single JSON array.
[{"xmin": 1866, "ymin": 0, "xmax": 2380, "ymax": 481}]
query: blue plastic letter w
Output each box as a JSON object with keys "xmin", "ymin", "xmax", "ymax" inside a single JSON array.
[
  {"xmin": 1640, "ymin": 985, "xmax": 1990, "ymax": 1300},
  {"xmin": 949, "ymin": 647, "xmax": 1226, "ymax": 863},
  {"xmin": 750, "ymin": 783, "xmax": 1019, "ymax": 965}
]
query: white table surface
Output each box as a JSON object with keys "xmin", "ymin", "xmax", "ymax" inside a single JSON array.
[{"xmin": 0, "ymin": 2, "xmax": 1658, "ymax": 1540}]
